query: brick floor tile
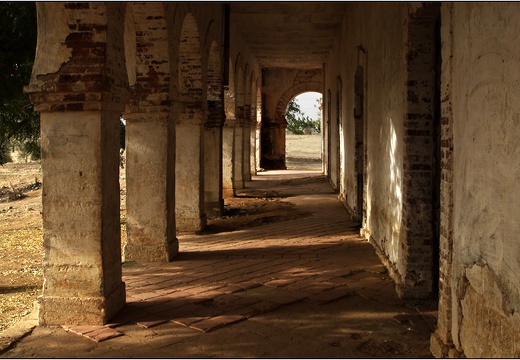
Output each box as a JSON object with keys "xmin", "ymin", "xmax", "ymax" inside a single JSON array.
[
  {"xmin": 213, "ymin": 293, "xmax": 239, "ymax": 303},
  {"xmin": 189, "ymin": 314, "xmax": 246, "ymax": 332},
  {"xmin": 129, "ymin": 291, "xmax": 162, "ymax": 302},
  {"xmin": 61, "ymin": 325, "xmax": 100, "ymax": 334},
  {"xmin": 283, "ymin": 277, "xmax": 320, "ymax": 292},
  {"xmin": 248, "ymin": 300, "xmax": 280, "ymax": 313},
  {"xmin": 235, "ymin": 306, "xmax": 261, "ymax": 318},
  {"xmin": 136, "ymin": 319, "xmax": 169, "ymax": 329},
  {"xmin": 235, "ymin": 281, "xmax": 262, "ymax": 290},
  {"xmin": 171, "ymin": 316, "xmax": 209, "ymax": 328},
  {"xmin": 301, "ymin": 281, "xmax": 336, "ymax": 295},
  {"xmin": 62, "ymin": 325, "xmax": 123, "ymax": 342},
  {"xmin": 264, "ymin": 279, "xmax": 292, "ymax": 288},
  {"xmin": 307, "ymin": 286, "xmax": 355, "ymax": 304}
]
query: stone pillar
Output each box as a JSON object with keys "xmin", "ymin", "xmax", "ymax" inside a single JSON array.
[
  {"xmin": 243, "ymin": 124, "xmax": 252, "ymax": 181},
  {"xmin": 250, "ymin": 123, "xmax": 258, "ymax": 176},
  {"xmin": 176, "ymin": 121, "xmax": 207, "ymax": 232},
  {"xmin": 243, "ymin": 103, "xmax": 252, "ymax": 181},
  {"xmin": 204, "ymin": 125, "xmax": 224, "ymax": 217},
  {"xmin": 25, "ymin": 2, "xmax": 128, "ymax": 325},
  {"xmin": 38, "ymin": 111, "xmax": 126, "ymax": 325},
  {"xmin": 261, "ymin": 121, "xmax": 287, "ymax": 170},
  {"xmin": 222, "ymin": 123, "xmax": 235, "ymax": 198},
  {"xmin": 233, "ymin": 124, "xmax": 245, "ymax": 190},
  {"xmin": 124, "ymin": 114, "xmax": 178, "ymax": 262},
  {"xmin": 255, "ymin": 122, "xmax": 262, "ymax": 172}
]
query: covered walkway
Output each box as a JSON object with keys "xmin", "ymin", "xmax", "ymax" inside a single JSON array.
[{"xmin": 1, "ymin": 169, "xmax": 436, "ymax": 358}]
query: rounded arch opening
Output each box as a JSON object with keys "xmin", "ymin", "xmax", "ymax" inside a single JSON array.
[{"xmin": 284, "ymin": 91, "xmax": 323, "ymax": 171}]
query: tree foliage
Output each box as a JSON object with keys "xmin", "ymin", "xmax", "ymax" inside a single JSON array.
[
  {"xmin": 0, "ymin": 2, "xmax": 39, "ymax": 164},
  {"xmin": 285, "ymin": 98, "xmax": 321, "ymax": 135}
]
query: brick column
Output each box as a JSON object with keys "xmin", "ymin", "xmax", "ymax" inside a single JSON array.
[
  {"xmin": 222, "ymin": 123, "xmax": 236, "ymax": 198},
  {"xmin": 122, "ymin": 3, "xmax": 176, "ymax": 261},
  {"xmin": 204, "ymin": 125, "xmax": 224, "ymax": 217},
  {"xmin": 37, "ymin": 110, "xmax": 126, "ymax": 325},
  {"xmin": 242, "ymin": 104, "xmax": 252, "ymax": 181},
  {"xmin": 260, "ymin": 121, "xmax": 287, "ymax": 170},
  {"xmin": 255, "ymin": 122, "xmax": 262, "ymax": 172},
  {"xmin": 250, "ymin": 123, "xmax": 258, "ymax": 176},
  {"xmin": 176, "ymin": 117, "xmax": 207, "ymax": 232},
  {"xmin": 124, "ymin": 113, "xmax": 178, "ymax": 261},
  {"xmin": 26, "ymin": 2, "xmax": 127, "ymax": 325},
  {"xmin": 234, "ymin": 124, "xmax": 245, "ymax": 190}
]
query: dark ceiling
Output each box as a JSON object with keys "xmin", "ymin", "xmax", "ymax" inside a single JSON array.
[{"xmin": 230, "ymin": 2, "xmax": 348, "ymax": 69}]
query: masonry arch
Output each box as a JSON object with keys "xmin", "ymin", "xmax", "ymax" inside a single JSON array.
[
  {"xmin": 274, "ymin": 81, "xmax": 322, "ymax": 126},
  {"xmin": 271, "ymin": 81, "xmax": 322, "ymax": 170},
  {"xmin": 176, "ymin": 12, "xmax": 207, "ymax": 232},
  {"xmin": 284, "ymin": 91, "xmax": 323, "ymax": 171}
]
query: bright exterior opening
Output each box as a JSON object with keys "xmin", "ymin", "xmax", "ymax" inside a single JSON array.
[{"xmin": 285, "ymin": 91, "xmax": 323, "ymax": 170}]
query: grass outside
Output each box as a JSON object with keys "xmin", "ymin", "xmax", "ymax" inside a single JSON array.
[{"xmin": 285, "ymin": 134, "xmax": 322, "ymax": 170}]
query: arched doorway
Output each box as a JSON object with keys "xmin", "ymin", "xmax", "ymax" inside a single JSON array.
[{"xmin": 285, "ymin": 91, "xmax": 322, "ymax": 171}]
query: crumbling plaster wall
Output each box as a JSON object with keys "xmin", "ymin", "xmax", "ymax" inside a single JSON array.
[
  {"xmin": 446, "ymin": 3, "xmax": 520, "ymax": 357},
  {"xmin": 327, "ymin": 2, "xmax": 409, "ymax": 287}
]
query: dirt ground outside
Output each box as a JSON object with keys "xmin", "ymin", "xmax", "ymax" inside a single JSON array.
[{"xmin": 0, "ymin": 134, "xmax": 322, "ymax": 333}]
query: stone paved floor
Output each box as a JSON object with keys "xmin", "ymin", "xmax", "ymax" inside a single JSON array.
[{"xmin": 0, "ymin": 169, "xmax": 437, "ymax": 358}]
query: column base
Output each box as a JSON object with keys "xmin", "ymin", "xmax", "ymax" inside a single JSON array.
[
  {"xmin": 260, "ymin": 158, "xmax": 286, "ymax": 170},
  {"xmin": 205, "ymin": 200, "xmax": 224, "ymax": 218},
  {"xmin": 38, "ymin": 282, "xmax": 126, "ymax": 326},
  {"xmin": 177, "ymin": 214, "xmax": 207, "ymax": 232},
  {"xmin": 124, "ymin": 237, "xmax": 179, "ymax": 262},
  {"xmin": 222, "ymin": 187, "xmax": 235, "ymax": 199}
]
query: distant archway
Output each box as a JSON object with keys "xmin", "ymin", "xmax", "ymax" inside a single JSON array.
[{"xmin": 285, "ymin": 92, "xmax": 323, "ymax": 171}]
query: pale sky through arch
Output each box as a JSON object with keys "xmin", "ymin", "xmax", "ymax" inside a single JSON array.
[{"xmin": 294, "ymin": 91, "xmax": 322, "ymax": 119}]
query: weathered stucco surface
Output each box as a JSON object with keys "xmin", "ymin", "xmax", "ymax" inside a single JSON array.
[
  {"xmin": 327, "ymin": 2, "xmax": 409, "ymax": 292},
  {"xmin": 449, "ymin": 3, "xmax": 520, "ymax": 357}
]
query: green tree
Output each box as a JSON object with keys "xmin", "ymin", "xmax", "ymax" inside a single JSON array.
[
  {"xmin": 314, "ymin": 97, "xmax": 322, "ymax": 133},
  {"xmin": 0, "ymin": 2, "xmax": 39, "ymax": 164},
  {"xmin": 285, "ymin": 98, "xmax": 320, "ymax": 135}
]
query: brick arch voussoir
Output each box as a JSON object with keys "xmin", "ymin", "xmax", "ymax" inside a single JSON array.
[{"xmin": 274, "ymin": 81, "xmax": 322, "ymax": 125}]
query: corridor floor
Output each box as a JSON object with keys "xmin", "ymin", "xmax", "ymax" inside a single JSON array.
[{"xmin": 0, "ymin": 169, "xmax": 437, "ymax": 358}]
